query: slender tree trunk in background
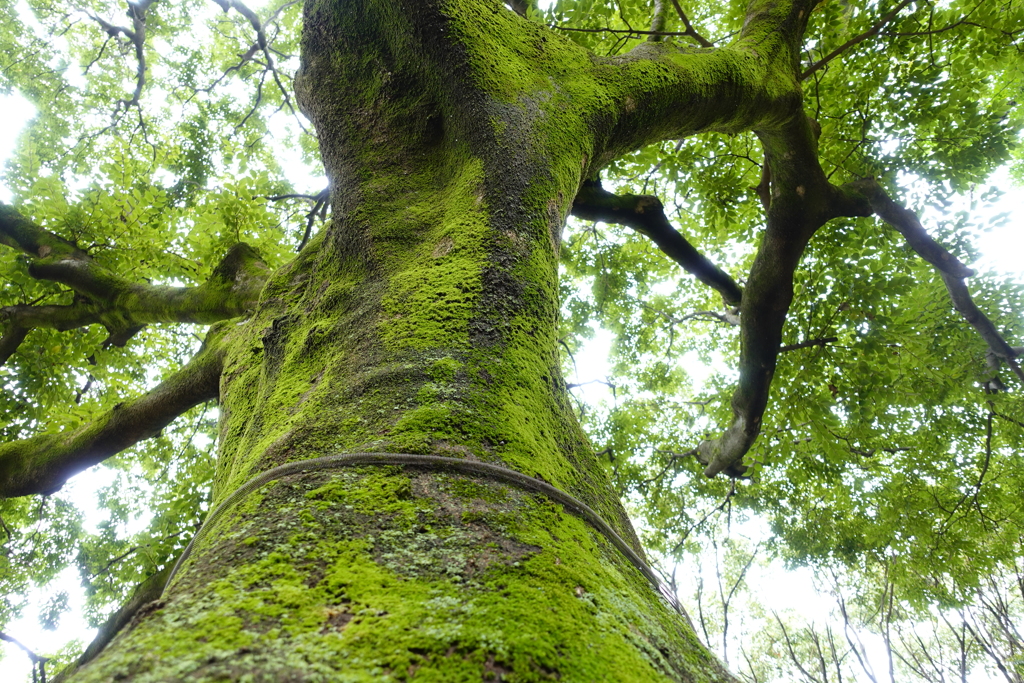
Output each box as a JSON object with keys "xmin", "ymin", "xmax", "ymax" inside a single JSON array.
[{"xmin": 70, "ymin": 0, "xmax": 736, "ymax": 679}]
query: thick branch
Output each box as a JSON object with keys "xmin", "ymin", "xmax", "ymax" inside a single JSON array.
[
  {"xmin": 0, "ymin": 325, "xmax": 229, "ymax": 498},
  {"xmin": 0, "ymin": 203, "xmax": 83, "ymax": 257},
  {"xmin": 941, "ymin": 273, "xmax": 1021, "ymax": 364},
  {"xmin": 836, "ymin": 179, "xmax": 974, "ymax": 278},
  {"xmin": 697, "ymin": 115, "xmax": 834, "ymax": 478},
  {"xmin": 571, "ymin": 183, "xmax": 743, "ymax": 306},
  {"xmin": 2, "ymin": 304, "xmax": 104, "ymax": 333},
  {"xmin": 836, "ymin": 178, "xmax": 1022, "ymax": 383},
  {"xmin": 588, "ymin": 0, "xmax": 818, "ymax": 161}
]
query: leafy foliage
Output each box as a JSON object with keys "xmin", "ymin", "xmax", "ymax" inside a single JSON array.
[{"xmin": 0, "ymin": 0, "xmax": 1022, "ymax": 679}]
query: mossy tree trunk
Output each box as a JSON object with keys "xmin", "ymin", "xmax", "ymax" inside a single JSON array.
[{"xmin": 61, "ymin": 0, "xmax": 825, "ymax": 679}]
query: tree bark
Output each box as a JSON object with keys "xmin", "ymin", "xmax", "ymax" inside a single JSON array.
[{"xmin": 67, "ymin": 0, "xmax": 741, "ymax": 679}]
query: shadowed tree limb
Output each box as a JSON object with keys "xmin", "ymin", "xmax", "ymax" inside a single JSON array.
[
  {"xmin": 696, "ymin": 160, "xmax": 1022, "ymax": 479},
  {"xmin": 696, "ymin": 114, "xmax": 836, "ymax": 478},
  {"xmin": 0, "ymin": 203, "xmax": 268, "ymax": 364},
  {"xmin": 571, "ymin": 183, "xmax": 743, "ymax": 306},
  {"xmin": 2, "ymin": 304, "xmax": 111, "ymax": 336},
  {"xmin": 0, "ymin": 631, "xmax": 48, "ymax": 680},
  {"xmin": 838, "ymin": 180, "xmax": 975, "ymax": 278},
  {"xmin": 836, "ymin": 178, "xmax": 1023, "ymax": 384},
  {"xmin": 0, "ymin": 324, "xmax": 230, "ymax": 498}
]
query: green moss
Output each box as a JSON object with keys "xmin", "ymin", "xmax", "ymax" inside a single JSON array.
[
  {"xmin": 74, "ymin": 469, "xmax": 728, "ymax": 682},
  {"xmin": 377, "ymin": 158, "xmax": 490, "ymax": 351},
  {"xmin": 390, "ymin": 404, "xmax": 458, "ymax": 452},
  {"xmin": 446, "ymin": 478, "xmax": 506, "ymax": 504},
  {"xmin": 306, "ymin": 468, "xmax": 421, "ymax": 524},
  {"xmin": 429, "ymin": 357, "xmax": 462, "ymax": 382}
]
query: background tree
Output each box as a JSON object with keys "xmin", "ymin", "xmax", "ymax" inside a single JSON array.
[{"xmin": 0, "ymin": 0, "xmax": 1021, "ymax": 680}]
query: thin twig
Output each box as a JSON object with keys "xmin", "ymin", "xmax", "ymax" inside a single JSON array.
[
  {"xmin": 801, "ymin": 0, "xmax": 915, "ymax": 79},
  {"xmin": 667, "ymin": 0, "xmax": 713, "ymax": 47},
  {"xmin": 779, "ymin": 336, "xmax": 838, "ymax": 353}
]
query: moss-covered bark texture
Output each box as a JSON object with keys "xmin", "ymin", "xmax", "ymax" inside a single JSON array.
[{"xmin": 65, "ymin": 0, "xmax": 816, "ymax": 678}]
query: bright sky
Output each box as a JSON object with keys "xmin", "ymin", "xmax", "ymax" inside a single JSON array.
[{"xmin": 1, "ymin": 60, "xmax": 1023, "ymax": 681}]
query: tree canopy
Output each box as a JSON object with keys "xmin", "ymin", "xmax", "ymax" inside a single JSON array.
[{"xmin": 0, "ymin": 0, "xmax": 1023, "ymax": 680}]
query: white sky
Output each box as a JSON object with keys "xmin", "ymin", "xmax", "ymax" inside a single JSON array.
[{"xmin": 1, "ymin": 67, "xmax": 1023, "ymax": 680}]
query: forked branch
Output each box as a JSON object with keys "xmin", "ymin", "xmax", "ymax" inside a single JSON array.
[
  {"xmin": 212, "ymin": 0, "xmax": 309, "ymax": 133},
  {"xmin": 699, "ymin": 167, "xmax": 1022, "ymax": 479},
  {"xmin": 0, "ymin": 324, "xmax": 230, "ymax": 498},
  {"xmin": 667, "ymin": 0, "xmax": 714, "ymax": 47},
  {"xmin": 0, "ymin": 632, "xmax": 48, "ymax": 681},
  {"xmin": 267, "ymin": 187, "xmax": 330, "ymax": 251},
  {"xmin": 0, "ymin": 203, "xmax": 268, "ymax": 364},
  {"xmin": 86, "ymin": 0, "xmax": 160, "ymax": 111},
  {"xmin": 696, "ymin": 116, "xmax": 836, "ymax": 478}
]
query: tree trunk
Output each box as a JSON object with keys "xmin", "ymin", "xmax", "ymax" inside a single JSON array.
[{"xmin": 68, "ymin": 0, "xmax": 736, "ymax": 679}]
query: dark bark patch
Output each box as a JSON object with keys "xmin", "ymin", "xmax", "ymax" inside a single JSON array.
[
  {"xmin": 260, "ymin": 313, "xmax": 299, "ymax": 382},
  {"xmin": 482, "ymin": 653, "xmax": 514, "ymax": 681},
  {"xmin": 468, "ymin": 265, "xmax": 525, "ymax": 348},
  {"xmin": 320, "ymin": 606, "xmax": 353, "ymax": 633}
]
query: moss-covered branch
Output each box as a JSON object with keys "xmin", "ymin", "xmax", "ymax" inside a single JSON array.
[
  {"xmin": 571, "ymin": 183, "xmax": 743, "ymax": 306},
  {"xmin": 2, "ymin": 303, "xmax": 104, "ymax": 333},
  {"xmin": 589, "ymin": 0, "xmax": 819, "ymax": 161},
  {"xmin": 0, "ymin": 203, "xmax": 268, "ymax": 363},
  {"xmin": 0, "ymin": 325, "xmax": 229, "ymax": 498}
]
